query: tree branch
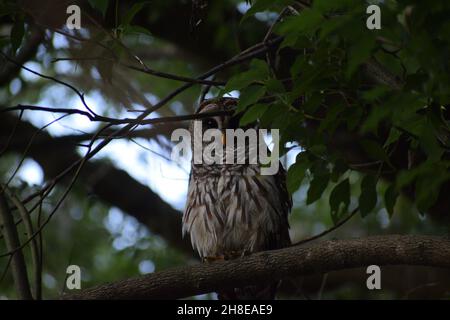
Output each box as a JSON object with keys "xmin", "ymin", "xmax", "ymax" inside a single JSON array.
[
  {"xmin": 1, "ymin": 104, "xmax": 234, "ymax": 125},
  {"xmin": 0, "ymin": 191, "xmax": 33, "ymax": 299},
  {"xmin": 63, "ymin": 235, "xmax": 450, "ymax": 300},
  {"xmin": 4, "ymin": 187, "xmax": 42, "ymax": 299}
]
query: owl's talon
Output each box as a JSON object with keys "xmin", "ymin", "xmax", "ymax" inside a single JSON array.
[
  {"xmin": 203, "ymin": 255, "xmax": 225, "ymax": 263},
  {"xmin": 224, "ymin": 250, "xmax": 244, "ymax": 260}
]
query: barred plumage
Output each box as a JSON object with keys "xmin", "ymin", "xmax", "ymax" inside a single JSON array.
[{"xmin": 182, "ymin": 98, "xmax": 291, "ymax": 299}]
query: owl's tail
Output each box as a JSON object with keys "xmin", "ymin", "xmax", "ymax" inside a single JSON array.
[{"xmin": 218, "ymin": 282, "xmax": 279, "ymax": 300}]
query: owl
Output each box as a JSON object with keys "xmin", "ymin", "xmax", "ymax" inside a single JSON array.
[{"xmin": 182, "ymin": 97, "xmax": 291, "ymax": 299}]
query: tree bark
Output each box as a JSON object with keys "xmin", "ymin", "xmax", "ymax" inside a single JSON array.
[{"xmin": 63, "ymin": 235, "xmax": 450, "ymax": 300}]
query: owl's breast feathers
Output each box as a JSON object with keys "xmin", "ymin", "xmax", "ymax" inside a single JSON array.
[{"xmin": 182, "ymin": 163, "xmax": 291, "ymax": 259}]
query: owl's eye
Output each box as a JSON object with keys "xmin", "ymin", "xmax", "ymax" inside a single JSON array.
[{"xmin": 204, "ymin": 118, "xmax": 218, "ymax": 129}]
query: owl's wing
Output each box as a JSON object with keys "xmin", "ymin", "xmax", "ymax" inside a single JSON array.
[
  {"xmin": 251, "ymin": 159, "xmax": 292, "ymax": 252},
  {"xmin": 275, "ymin": 161, "xmax": 293, "ymax": 218},
  {"xmin": 271, "ymin": 161, "xmax": 292, "ymax": 248}
]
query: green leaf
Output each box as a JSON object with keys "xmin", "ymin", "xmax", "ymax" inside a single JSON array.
[
  {"xmin": 415, "ymin": 175, "xmax": 439, "ymax": 213},
  {"xmin": 259, "ymin": 103, "xmax": 288, "ymax": 128},
  {"xmin": 223, "ymin": 59, "xmax": 269, "ymax": 93},
  {"xmin": 276, "ymin": 9, "xmax": 323, "ymax": 47},
  {"xmin": 10, "ymin": 17, "xmax": 24, "ymax": 53},
  {"xmin": 319, "ymin": 16, "xmax": 347, "ymax": 39},
  {"xmin": 361, "ymin": 104, "xmax": 391, "ymax": 133},
  {"xmin": 265, "ymin": 78, "xmax": 285, "ymax": 94},
  {"xmin": 384, "ymin": 184, "xmax": 398, "ymax": 217},
  {"xmin": 237, "ymin": 86, "xmax": 266, "ymax": 113},
  {"xmin": 309, "ymin": 145, "xmax": 327, "ymax": 158},
  {"xmin": 123, "ymin": 25, "xmax": 152, "ymax": 36},
  {"xmin": 313, "ymin": 0, "xmax": 358, "ymax": 13},
  {"xmin": 419, "ymin": 120, "xmax": 444, "ymax": 162},
  {"xmin": 287, "ymin": 154, "xmax": 309, "ymax": 194},
  {"xmin": 122, "ymin": 1, "xmax": 151, "ymax": 26},
  {"xmin": 88, "ymin": 0, "xmax": 109, "ymax": 17},
  {"xmin": 307, "ymin": 172, "xmax": 330, "ymax": 205},
  {"xmin": 0, "ymin": 1, "xmax": 18, "ymax": 19},
  {"xmin": 239, "ymin": 103, "xmax": 269, "ymax": 126},
  {"xmin": 329, "ymin": 178, "xmax": 350, "ymax": 224},
  {"xmin": 302, "ymin": 93, "xmax": 323, "ymax": 114},
  {"xmin": 396, "ymin": 168, "xmax": 421, "ymax": 190},
  {"xmin": 318, "ymin": 103, "xmax": 343, "ymax": 133},
  {"xmin": 362, "ymin": 85, "xmax": 390, "ymax": 102},
  {"xmin": 415, "ymin": 169, "xmax": 450, "ymax": 212},
  {"xmin": 249, "ymin": 59, "xmax": 270, "ymax": 75},
  {"xmin": 359, "ymin": 175, "xmax": 377, "ymax": 217},
  {"xmin": 331, "ymin": 160, "xmax": 348, "ymax": 182},
  {"xmin": 346, "ymin": 36, "xmax": 376, "ymax": 77},
  {"xmin": 384, "ymin": 127, "xmax": 402, "ymax": 147},
  {"xmin": 361, "ymin": 139, "xmax": 391, "ymax": 165}
]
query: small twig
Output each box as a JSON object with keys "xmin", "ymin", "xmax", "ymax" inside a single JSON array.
[
  {"xmin": 290, "ymin": 207, "xmax": 358, "ymax": 247},
  {"xmin": 3, "ymin": 114, "xmax": 69, "ymax": 190},
  {"xmin": 130, "ymin": 138, "xmax": 189, "ymax": 174},
  {"xmin": 0, "ymin": 110, "xmax": 24, "ymax": 157},
  {"xmin": 0, "ymin": 52, "xmax": 98, "ymax": 116},
  {"xmin": 121, "ymin": 63, "xmax": 226, "ymax": 86},
  {"xmin": 52, "ymin": 56, "xmax": 226, "ymax": 86},
  {"xmin": 263, "ymin": 8, "xmax": 289, "ymax": 74},
  {"xmin": 2, "ymin": 105, "xmax": 233, "ymax": 125},
  {"xmin": 0, "ymin": 254, "xmax": 13, "ymax": 284},
  {"xmin": 2, "ymin": 105, "xmax": 94, "ymax": 120},
  {"xmin": 36, "ymin": 193, "xmax": 44, "ymax": 300}
]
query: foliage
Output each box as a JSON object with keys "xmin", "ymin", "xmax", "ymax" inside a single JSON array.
[{"xmin": 225, "ymin": 0, "xmax": 450, "ymax": 222}]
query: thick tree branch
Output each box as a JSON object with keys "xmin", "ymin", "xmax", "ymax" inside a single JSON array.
[{"xmin": 63, "ymin": 235, "xmax": 450, "ymax": 300}]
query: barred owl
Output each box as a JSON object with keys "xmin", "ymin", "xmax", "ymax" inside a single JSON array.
[{"xmin": 182, "ymin": 97, "xmax": 291, "ymax": 299}]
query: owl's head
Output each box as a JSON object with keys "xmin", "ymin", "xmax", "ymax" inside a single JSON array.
[
  {"xmin": 189, "ymin": 97, "xmax": 262, "ymax": 171},
  {"xmin": 195, "ymin": 97, "xmax": 239, "ymax": 130}
]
